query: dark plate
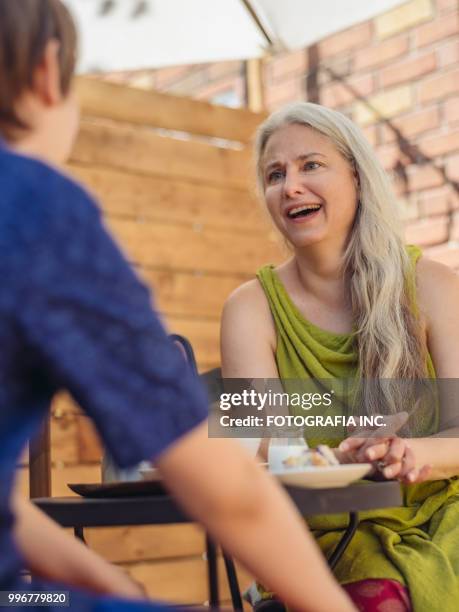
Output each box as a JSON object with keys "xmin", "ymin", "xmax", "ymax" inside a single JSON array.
[{"xmin": 68, "ymin": 480, "xmax": 166, "ymax": 498}]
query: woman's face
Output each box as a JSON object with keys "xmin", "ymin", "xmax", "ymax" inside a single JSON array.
[{"xmin": 261, "ymin": 123, "xmax": 359, "ymax": 250}]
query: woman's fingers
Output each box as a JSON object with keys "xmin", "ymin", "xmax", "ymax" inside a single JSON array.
[
  {"xmin": 398, "ymin": 445, "xmax": 431, "ymax": 484},
  {"xmin": 403, "ymin": 464, "xmax": 431, "ymax": 484},
  {"xmin": 384, "ymin": 437, "xmax": 406, "ymax": 464},
  {"xmin": 339, "ymin": 437, "xmax": 367, "ymax": 453},
  {"xmin": 380, "ymin": 441, "xmax": 412, "ymax": 480},
  {"xmin": 364, "ymin": 440, "xmax": 391, "ymax": 461},
  {"xmin": 399, "ymin": 445, "xmax": 415, "ymax": 478},
  {"xmin": 372, "ymin": 438, "xmax": 408, "ymax": 479}
]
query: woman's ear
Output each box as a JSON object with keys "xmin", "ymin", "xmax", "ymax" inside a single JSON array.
[{"xmin": 32, "ymin": 39, "xmax": 63, "ymax": 106}]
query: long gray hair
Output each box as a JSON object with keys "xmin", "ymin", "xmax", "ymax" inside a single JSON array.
[{"xmin": 255, "ymin": 102, "xmax": 428, "ymax": 418}]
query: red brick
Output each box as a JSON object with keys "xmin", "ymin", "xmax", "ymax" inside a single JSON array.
[
  {"xmin": 376, "ymin": 0, "xmax": 433, "ymax": 39},
  {"xmin": 399, "ymin": 196, "xmax": 419, "ymax": 221},
  {"xmin": 446, "ymin": 152, "xmax": 459, "ymax": 181},
  {"xmin": 418, "ymin": 185, "xmax": 459, "ymax": 216},
  {"xmin": 452, "ymin": 212, "xmax": 459, "ymax": 240},
  {"xmin": 380, "ymin": 52, "xmax": 437, "ymax": 88},
  {"xmin": 321, "ymin": 74, "xmax": 374, "ymax": 108},
  {"xmin": 320, "ymin": 56, "xmax": 353, "ymax": 84},
  {"xmin": 407, "ymin": 164, "xmax": 445, "ymax": 190},
  {"xmin": 444, "ymin": 97, "xmax": 459, "ymax": 123},
  {"xmin": 318, "ymin": 22, "xmax": 373, "ymax": 59},
  {"xmin": 415, "ymin": 11, "xmax": 459, "ymax": 47},
  {"xmin": 381, "ymin": 107, "xmax": 440, "ymax": 143},
  {"xmin": 265, "ymin": 79, "xmax": 304, "ymax": 110},
  {"xmin": 102, "ymin": 71, "xmax": 132, "ymax": 85},
  {"xmin": 438, "ymin": 39, "xmax": 459, "ymax": 68},
  {"xmin": 376, "ymin": 143, "xmax": 410, "ymax": 170},
  {"xmin": 354, "ymin": 35, "xmax": 409, "ymax": 72},
  {"xmin": 195, "ymin": 75, "xmax": 242, "ymax": 100},
  {"xmin": 153, "ymin": 65, "xmax": 191, "ymax": 88},
  {"xmin": 267, "ymin": 50, "xmax": 307, "ymax": 82},
  {"xmin": 166, "ymin": 69, "xmax": 210, "ymax": 95},
  {"xmin": 362, "ymin": 125, "xmax": 379, "ymax": 147},
  {"xmin": 436, "ymin": 0, "xmax": 459, "ymax": 11},
  {"xmin": 405, "ymin": 215, "xmax": 449, "ymax": 245},
  {"xmin": 418, "ymin": 130, "xmax": 459, "ymax": 157},
  {"xmin": 418, "ymin": 69, "xmax": 459, "ymax": 104},
  {"xmin": 426, "ymin": 244, "xmax": 459, "ymax": 268},
  {"xmin": 207, "ymin": 61, "xmax": 243, "ymax": 80}
]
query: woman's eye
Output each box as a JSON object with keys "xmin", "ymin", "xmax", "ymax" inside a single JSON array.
[
  {"xmin": 267, "ymin": 170, "xmax": 283, "ymax": 183},
  {"xmin": 303, "ymin": 161, "xmax": 320, "ymax": 170}
]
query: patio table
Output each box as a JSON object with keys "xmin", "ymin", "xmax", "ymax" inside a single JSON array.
[{"xmin": 33, "ymin": 479, "xmax": 402, "ymax": 610}]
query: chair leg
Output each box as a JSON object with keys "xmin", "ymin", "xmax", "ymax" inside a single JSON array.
[
  {"xmin": 74, "ymin": 526, "xmax": 86, "ymax": 544},
  {"xmin": 327, "ymin": 512, "xmax": 359, "ymax": 570},
  {"xmin": 222, "ymin": 552, "xmax": 243, "ymax": 611},
  {"xmin": 206, "ymin": 535, "xmax": 220, "ymax": 609}
]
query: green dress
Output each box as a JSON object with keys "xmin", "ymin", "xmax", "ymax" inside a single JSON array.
[{"xmin": 256, "ymin": 246, "xmax": 459, "ymax": 612}]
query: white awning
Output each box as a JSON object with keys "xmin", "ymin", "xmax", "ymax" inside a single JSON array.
[{"xmin": 63, "ymin": 0, "xmax": 409, "ymax": 73}]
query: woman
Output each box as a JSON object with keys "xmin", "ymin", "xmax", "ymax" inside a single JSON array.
[
  {"xmin": 0, "ymin": 2, "xmax": 357, "ymax": 611},
  {"xmin": 221, "ymin": 102, "xmax": 459, "ymax": 611}
]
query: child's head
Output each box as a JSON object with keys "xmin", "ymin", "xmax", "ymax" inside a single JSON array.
[{"xmin": 0, "ymin": 0, "xmax": 79, "ymax": 163}]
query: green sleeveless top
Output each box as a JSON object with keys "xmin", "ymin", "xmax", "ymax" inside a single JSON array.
[{"xmin": 256, "ymin": 245, "xmax": 459, "ymax": 612}]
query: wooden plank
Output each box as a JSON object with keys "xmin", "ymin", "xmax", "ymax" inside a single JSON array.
[
  {"xmin": 29, "ymin": 420, "xmax": 51, "ymax": 498},
  {"xmin": 246, "ymin": 58, "xmax": 265, "ymax": 113},
  {"xmin": 68, "ymin": 164, "xmax": 269, "ymax": 234},
  {"xmin": 139, "ymin": 269, "xmax": 247, "ymax": 319},
  {"xmin": 125, "ymin": 556, "xmax": 253, "ymax": 605},
  {"xmin": 76, "ymin": 415, "xmax": 103, "ymax": 464},
  {"xmin": 70, "ymin": 121, "xmax": 253, "ymax": 190},
  {"xmin": 106, "ymin": 218, "xmax": 285, "ymax": 275},
  {"xmin": 85, "ymin": 524, "xmax": 205, "ymax": 563},
  {"xmin": 17, "ymin": 464, "xmax": 101, "ymax": 497},
  {"xmin": 164, "ymin": 316, "xmax": 220, "ymax": 369},
  {"xmin": 50, "ymin": 408, "xmax": 79, "ymax": 465},
  {"xmin": 76, "ymin": 76, "xmax": 265, "ymax": 144}
]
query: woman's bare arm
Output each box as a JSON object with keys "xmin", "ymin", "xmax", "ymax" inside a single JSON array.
[
  {"xmin": 157, "ymin": 422, "xmax": 356, "ymax": 612},
  {"xmin": 341, "ymin": 258, "xmax": 459, "ymax": 482},
  {"xmin": 405, "ymin": 257, "xmax": 459, "ymax": 478},
  {"xmin": 12, "ymin": 492, "xmax": 145, "ymax": 599},
  {"xmin": 221, "ymin": 280, "xmax": 279, "ymax": 378},
  {"xmin": 221, "ymin": 280, "xmax": 282, "ymax": 461},
  {"xmin": 217, "ymin": 281, "xmax": 356, "ymax": 611}
]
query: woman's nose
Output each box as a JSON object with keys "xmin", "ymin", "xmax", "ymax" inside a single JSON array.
[{"xmin": 283, "ymin": 170, "xmax": 304, "ymax": 198}]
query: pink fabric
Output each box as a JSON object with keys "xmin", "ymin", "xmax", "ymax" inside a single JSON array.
[{"xmin": 343, "ymin": 579, "xmax": 412, "ymax": 611}]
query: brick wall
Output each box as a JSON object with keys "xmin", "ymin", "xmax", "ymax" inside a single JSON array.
[
  {"xmin": 104, "ymin": 61, "xmax": 246, "ymax": 108},
  {"xmin": 108, "ymin": 0, "xmax": 458, "ymax": 269}
]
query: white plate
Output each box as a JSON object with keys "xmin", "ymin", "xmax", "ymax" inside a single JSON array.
[
  {"xmin": 139, "ymin": 467, "xmax": 161, "ymax": 481},
  {"xmin": 272, "ymin": 463, "xmax": 372, "ymax": 488}
]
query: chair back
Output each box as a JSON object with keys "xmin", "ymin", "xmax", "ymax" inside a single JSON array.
[{"xmin": 29, "ymin": 419, "xmax": 51, "ymax": 498}]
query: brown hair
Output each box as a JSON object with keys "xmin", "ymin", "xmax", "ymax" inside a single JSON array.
[{"xmin": 0, "ymin": 0, "xmax": 77, "ymax": 138}]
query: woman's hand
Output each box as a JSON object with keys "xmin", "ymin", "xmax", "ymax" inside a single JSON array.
[
  {"xmin": 338, "ymin": 435, "xmax": 431, "ymax": 484},
  {"xmin": 12, "ymin": 494, "xmax": 147, "ymax": 600}
]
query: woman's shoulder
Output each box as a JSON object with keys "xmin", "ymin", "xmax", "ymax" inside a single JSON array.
[
  {"xmin": 415, "ymin": 255, "xmax": 459, "ymax": 325},
  {"xmin": 223, "ymin": 278, "xmax": 271, "ymax": 315},
  {"xmin": 222, "ymin": 278, "xmax": 277, "ymax": 345}
]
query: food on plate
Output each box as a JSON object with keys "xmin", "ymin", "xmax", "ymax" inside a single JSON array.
[{"xmin": 282, "ymin": 445, "xmax": 340, "ymax": 468}]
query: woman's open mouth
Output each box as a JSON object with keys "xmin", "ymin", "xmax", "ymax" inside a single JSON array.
[{"xmin": 286, "ymin": 204, "xmax": 322, "ymax": 223}]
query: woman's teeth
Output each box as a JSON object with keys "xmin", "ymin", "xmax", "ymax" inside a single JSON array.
[{"xmin": 287, "ymin": 205, "xmax": 322, "ymax": 219}]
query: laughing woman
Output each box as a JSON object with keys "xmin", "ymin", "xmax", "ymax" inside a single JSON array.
[{"xmin": 221, "ymin": 102, "xmax": 459, "ymax": 612}]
